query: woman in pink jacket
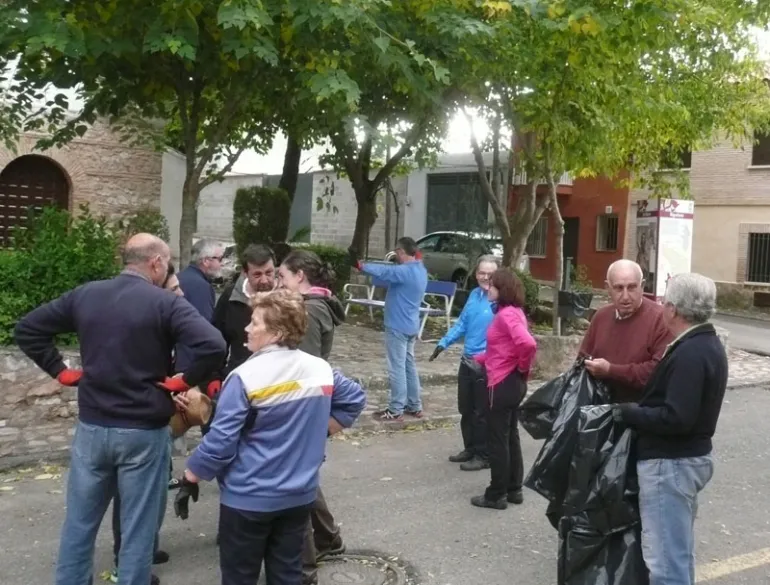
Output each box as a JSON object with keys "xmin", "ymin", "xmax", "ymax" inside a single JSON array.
[{"xmin": 471, "ymin": 269, "xmax": 537, "ymax": 510}]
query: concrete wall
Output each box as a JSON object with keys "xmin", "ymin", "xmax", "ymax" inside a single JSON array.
[
  {"xmin": 0, "ymin": 121, "xmax": 163, "ymax": 219},
  {"xmin": 197, "ymin": 174, "xmax": 264, "ymax": 243},
  {"xmin": 263, "ymin": 174, "xmax": 314, "ymax": 241},
  {"xmin": 160, "ymin": 151, "xmax": 186, "ymax": 258}
]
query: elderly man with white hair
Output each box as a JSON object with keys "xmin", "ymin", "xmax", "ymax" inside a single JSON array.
[
  {"xmin": 579, "ymin": 259, "xmax": 673, "ymax": 402},
  {"xmin": 613, "ymin": 273, "xmax": 728, "ymax": 585}
]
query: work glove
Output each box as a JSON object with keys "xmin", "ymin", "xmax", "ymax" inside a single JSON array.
[
  {"xmin": 157, "ymin": 376, "xmax": 191, "ymax": 393},
  {"xmin": 206, "ymin": 380, "xmax": 222, "ymax": 399},
  {"xmin": 428, "ymin": 346, "xmax": 444, "ymax": 362},
  {"xmin": 57, "ymin": 368, "xmax": 83, "ymax": 387},
  {"xmin": 347, "ymin": 247, "xmax": 361, "ymax": 270},
  {"xmin": 174, "ymin": 476, "xmax": 199, "ymax": 520}
]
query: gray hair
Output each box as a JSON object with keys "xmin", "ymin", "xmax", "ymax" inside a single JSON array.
[
  {"xmin": 664, "ymin": 273, "xmax": 717, "ymax": 324},
  {"xmin": 190, "ymin": 239, "xmax": 222, "ymax": 264},
  {"xmin": 606, "ymin": 259, "xmax": 643, "ymax": 284},
  {"xmin": 476, "ymin": 255, "xmax": 501, "ymax": 270}
]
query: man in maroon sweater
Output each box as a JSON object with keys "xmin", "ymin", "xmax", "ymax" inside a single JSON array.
[{"xmin": 579, "ymin": 259, "xmax": 673, "ymax": 402}]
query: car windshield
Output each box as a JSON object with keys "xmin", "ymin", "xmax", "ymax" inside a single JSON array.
[{"xmin": 481, "ymin": 237, "xmax": 504, "ymax": 256}]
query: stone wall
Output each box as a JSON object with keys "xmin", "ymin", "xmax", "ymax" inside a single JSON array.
[{"xmin": 0, "ymin": 349, "xmax": 81, "ymax": 465}]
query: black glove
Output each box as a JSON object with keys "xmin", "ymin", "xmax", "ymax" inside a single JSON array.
[
  {"xmin": 429, "ymin": 346, "xmax": 444, "ymax": 362},
  {"xmin": 174, "ymin": 477, "xmax": 199, "ymax": 520},
  {"xmin": 347, "ymin": 246, "xmax": 361, "ymax": 269},
  {"xmin": 611, "ymin": 405, "xmax": 625, "ymax": 424}
]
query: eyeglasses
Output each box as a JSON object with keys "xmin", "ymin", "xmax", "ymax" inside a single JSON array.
[{"xmin": 208, "ymin": 256, "xmax": 224, "ymax": 262}]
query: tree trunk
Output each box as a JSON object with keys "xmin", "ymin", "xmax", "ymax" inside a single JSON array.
[
  {"xmin": 350, "ymin": 187, "xmax": 377, "ymax": 258},
  {"xmin": 179, "ymin": 174, "xmax": 201, "ymax": 267},
  {"xmin": 547, "ymin": 175, "xmax": 565, "ymax": 335},
  {"xmin": 278, "ymin": 133, "xmax": 302, "ymax": 203}
]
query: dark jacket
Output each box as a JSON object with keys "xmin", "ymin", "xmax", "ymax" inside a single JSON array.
[
  {"xmin": 299, "ymin": 294, "xmax": 346, "ymax": 360},
  {"xmin": 213, "ymin": 274, "xmax": 254, "ymax": 377},
  {"xmin": 619, "ymin": 323, "xmax": 728, "ymax": 460},
  {"xmin": 14, "ymin": 271, "xmax": 226, "ymax": 430},
  {"xmin": 176, "ymin": 263, "xmax": 216, "ymax": 371}
]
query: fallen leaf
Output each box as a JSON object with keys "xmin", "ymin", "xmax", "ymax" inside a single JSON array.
[
  {"xmin": 379, "ymin": 477, "xmax": 393, "ymax": 481},
  {"xmin": 0, "ymin": 486, "xmax": 14, "ymax": 491},
  {"xmin": 34, "ymin": 474, "xmax": 54, "ymax": 480},
  {"xmin": 48, "ymin": 490, "xmax": 63, "ymax": 495}
]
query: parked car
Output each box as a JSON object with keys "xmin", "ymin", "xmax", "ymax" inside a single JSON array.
[
  {"xmin": 384, "ymin": 231, "xmax": 529, "ymax": 288},
  {"xmin": 213, "ymin": 243, "xmax": 238, "ymax": 285}
]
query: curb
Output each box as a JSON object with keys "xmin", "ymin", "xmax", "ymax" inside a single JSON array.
[{"xmin": 715, "ymin": 310, "xmax": 770, "ymax": 323}]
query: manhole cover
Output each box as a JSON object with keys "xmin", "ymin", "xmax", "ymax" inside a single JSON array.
[{"xmin": 318, "ymin": 553, "xmax": 408, "ymax": 585}]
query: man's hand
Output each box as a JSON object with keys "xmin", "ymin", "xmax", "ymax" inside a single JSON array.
[
  {"xmin": 347, "ymin": 247, "xmax": 361, "ymax": 270},
  {"xmin": 429, "ymin": 346, "xmax": 444, "ymax": 362},
  {"xmin": 172, "ymin": 391, "xmax": 191, "ymax": 413},
  {"xmin": 328, "ymin": 417, "xmax": 345, "ymax": 437},
  {"xmin": 174, "ymin": 470, "xmax": 200, "ymax": 520},
  {"xmin": 584, "ymin": 358, "xmax": 611, "ymax": 378},
  {"xmin": 57, "ymin": 368, "xmax": 83, "ymax": 387},
  {"xmin": 157, "ymin": 376, "xmax": 191, "ymax": 393},
  {"xmin": 206, "ymin": 380, "xmax": 222, "ymax": 399}
]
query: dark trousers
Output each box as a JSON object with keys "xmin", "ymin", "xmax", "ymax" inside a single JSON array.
[
  {"xmin": 484, "ymin": 370, "xmax": 526, "ymax": 501},
  {"xmin": 220, "ymin": 503, "xmax": 311, "ymax": 585},
  {"xmin": 457, "ymin": 357, "xmax": 489, "ymax": 459},
  {"xmin": 301, "ymin": 487, "xmax": 343, "ymax": 584}
]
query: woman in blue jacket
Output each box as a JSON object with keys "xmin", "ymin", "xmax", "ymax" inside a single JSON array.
[{"xmin": 429, "ymin": 255, "xmax": 499, "ymax": 471}]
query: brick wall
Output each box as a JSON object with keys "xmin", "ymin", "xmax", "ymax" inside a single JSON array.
[
  {"xmin": 310, "ymin": 171, "xmax": 407, "ymax": 257},
  {"xmin": 691, "ymin": 138, "xmax": 770, "ymax": 205},
  {"xmin": 0, "ymin": 121, "xmax": 163, "ymax": 220}
]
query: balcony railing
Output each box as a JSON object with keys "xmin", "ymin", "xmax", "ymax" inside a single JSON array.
[{"xmin": 511, "ymin": 171, "xmax": 573, "ymax": 186}]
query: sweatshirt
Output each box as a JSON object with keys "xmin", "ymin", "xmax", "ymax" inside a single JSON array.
[
  {"xmin": 299, "ymin": 289, "xmax": 346, "ymax": 360},
  {"xmin": 579, "ymin": 297, "xmax": 673, "ymax": 402},
  {"xmin": 187, "ymin": 345, "xmax": 366, "ymax": 513},
  {"xmin": 438, "ymin": 286, "xmax": 494, "ymax": 357},
  {"xmin": 176, "ymin": 264, "xmax": 217, "ymax": 372},
  {"xmin": 14, "ymin": 271, "xmax": 226, "ymax": 429},
  {"xmin": 360, "ymin": 260, "xmax": 428, "ymax": 336},
  {"xmin": 619, "ymin": 323, "xmax": 728, "ymax": 460},
  {"xmin": 475, "ymin": 305, "xmax": 537, "ymax": 388},
  {"xmin": 213, "ymin": 274, "xmax": 255, "ymax": 377}
]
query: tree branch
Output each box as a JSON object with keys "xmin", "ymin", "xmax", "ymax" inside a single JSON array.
[{"xmin": 370, "ymin": 119, "xmax": 423, "ymax": 192}]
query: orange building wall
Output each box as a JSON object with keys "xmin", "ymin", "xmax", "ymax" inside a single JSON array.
[{"xmin": 510, "ymin": 175, "xmax": 631, "ymax": 288}]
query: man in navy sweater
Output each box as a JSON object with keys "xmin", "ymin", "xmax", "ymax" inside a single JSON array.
[{"xmin": 14, "ymin": 234, "xmax": 226, "ymax": 585}]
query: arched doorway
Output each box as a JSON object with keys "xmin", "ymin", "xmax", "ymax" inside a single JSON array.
[{"xmin": 0, "ymin": 155, "xmax": 71, "ymax": 244}]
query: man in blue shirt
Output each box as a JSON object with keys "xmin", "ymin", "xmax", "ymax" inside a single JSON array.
[
  {"xmin": 430, "ymin": 255, "xmax": 499, "ymax": 471},
  {"xmin": 351, "ymin": 237, "xmax": 428, "ymax": 422}
]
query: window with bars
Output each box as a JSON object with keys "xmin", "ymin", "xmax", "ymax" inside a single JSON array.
[
  {"xmin": 425, "ymin": 173, "xmax": 489, "ymax": 234},
  {"xmin": 752, "ymin": 132, "xmax": 770, "ymax": 166},
  {"xmin": 659, "ymin": 146, "xmax": 692, "ymax": 170},
  {"xmin": 596, "ymin": 214, "xmax": 619, "ymax": 252},
  {"xmin": 747, "ymin": 232, "xmax": 770, "ymax": 283},
  {"xmin": 526, "ymin": 217, "xmax": 547, "ymax": 257}
]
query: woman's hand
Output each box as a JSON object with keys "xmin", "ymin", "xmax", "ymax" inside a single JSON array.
[{"xmin": 183, "ymin": 468, "xmax": 200, "ymax": 483}]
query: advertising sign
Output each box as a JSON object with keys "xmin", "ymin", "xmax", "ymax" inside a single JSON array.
[{"xmin": 635, "ymin": 199, "xmax": 694, "ymax": 301}]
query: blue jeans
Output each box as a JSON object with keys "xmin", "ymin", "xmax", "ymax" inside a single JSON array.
[
  {"xmin": 385, "ymin": 327, "xmax": 422, "ymax": 414},
  {"xmin": 55, "ymin": 422, "xmax": 171, "ymax": 585},
  {"xmin": 638, "ymin": 456, "xmax": 714, "ymax": 585}
]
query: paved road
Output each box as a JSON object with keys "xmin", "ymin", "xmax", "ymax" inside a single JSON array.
[
  {"xmin": 2, "ymin": 386, "xmax": 770, "ymax": 585},
  {"xmin": 713, "ymin": 314, "xmax": 770, "ymax": 355}
]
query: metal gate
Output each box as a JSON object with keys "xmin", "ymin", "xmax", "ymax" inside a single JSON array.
[{"xmin": 0, "ymin": 155, "xmax": 70, "ymax": 245}]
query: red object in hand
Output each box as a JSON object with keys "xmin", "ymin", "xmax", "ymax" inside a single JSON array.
[
  {"xmin": 157, "ymin": 377, "xmax": 191, "ymax": 393},
  {"xmin": 57, "ymin": 368, "xmax": 83, "ymax": 387},
  {"xmin": 206, "ymin": 380, "xmax": 222, "ymax": 399}
]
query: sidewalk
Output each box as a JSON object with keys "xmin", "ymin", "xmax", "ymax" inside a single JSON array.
[{"xmin": 327, "ymin": 323, "xmax": 770, "ymax": 433}]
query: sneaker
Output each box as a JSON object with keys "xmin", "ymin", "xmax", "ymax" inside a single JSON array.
[
  {"xmin": 151, "ymin": 575, "xmax": 160, "ymax": 585},
  {"xmin": 460, "ymin": 457, "xmax": 490, "ymax": 472},
  {"xmin": 373, "ymin": 409, "xmax": 403, "ymax": 422},
  {"xmin": 317, "ymin": 539, "xmax": 346, "ymax": 561},
  {"xmin": 507, "ymin": 490, "xmax": 524, "ymax": 505},
  {"xmin": 153, "ymin": 550, "xmax": 170, "ymax": 564},
  {"xmin": 404, "ymin": 409, "xmax": 424, "ymax": 419},
  {"xmin": 470, "ymin": 495, "xmax": 507, "ymax": 510},
  {"xmin": 448, "ymin": 449, "xmax": 474, "ymax": 463}
]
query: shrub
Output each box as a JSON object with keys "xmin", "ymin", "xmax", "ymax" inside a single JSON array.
[
  {"xmin": 290, "ymin": 243, "xmax": 350, "ymax": 296},
  {"xmin": 232, "ymin": 186, "xmax": 291, "ymax": 253},
  {"xmin": 115, "ymin": 207, "xmax": 171, "ymax": 243},
  {"xmin": 514, "ymin": 268, "xmax": 540, "ymax": 316},
  {"xmin": 0, "ymin": 205, "xmax": 121, "ymax": 344}
]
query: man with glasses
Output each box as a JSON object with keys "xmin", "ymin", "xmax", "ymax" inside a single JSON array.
[{"xmin": 430, "ymin": 255, "xmax": 499, "ymax": 471}]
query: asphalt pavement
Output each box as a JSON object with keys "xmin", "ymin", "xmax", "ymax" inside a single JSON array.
[
  {"xmin": 712, "ymin": 314, "xmax": 770, "ymax": 356},
  {"xmin": 1, "ymin": 385, "xmax": 770, "ymax": 585}
]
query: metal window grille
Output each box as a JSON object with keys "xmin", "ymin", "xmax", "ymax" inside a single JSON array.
[
  {"xmin": 752, "ymin": 133, "xmax": 770, "ymax": 166},
  {"xmin": 526, "ymin": 217, "xmax": 547, "ymax": 257},
  {"xmin": 747, "ymin": 233, "xmax": 770, "ymax": 283},
  {"xmin": 596, "ymin": 214, "xmax": 619, "ymax": 252}
]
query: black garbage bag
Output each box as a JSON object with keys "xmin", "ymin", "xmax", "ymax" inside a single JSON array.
[
  {"xmin": 558, "ymin": 406, "xmax": 648, "ymax": 585},
  {"xmin": 518, "ymin": 370, "xmax": 569, "ymax": 440},
  {"xmin": 523, "ymin": 362, "xmax": 610, "ymax": 508}
]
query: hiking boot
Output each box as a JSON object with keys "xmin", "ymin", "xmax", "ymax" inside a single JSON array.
[
  {"xmin": 470, "ymin": 495, "xmax": 507, "ymax": 510},
  {"xmin": 507, "ymin": 490, "xmax": 524, "ymax": 505},
  {"xmin": 153, "ymin": 550, "xmax": 170, "ymax": 564},
  {"xmin": 317, "ymin": 539, "xmax": 346, "ymax": 561},
  {"xmin": 448, "ymin": 449, "xmax": 474, "ymax": 463},
  {"xmin": 373, "ymin": 409, "xmax": 403, "ymax": 422},
  {"xmin": 460, "ymin": 457, "xmax": 490, "ymax": 472}
]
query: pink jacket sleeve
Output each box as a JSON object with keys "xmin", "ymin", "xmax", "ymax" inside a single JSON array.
[{"xmin": 502, "ymin": 307, "xmax": 537, "ymax": 372}]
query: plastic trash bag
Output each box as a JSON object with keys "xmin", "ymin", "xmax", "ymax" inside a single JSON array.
[
  {"xmin": 523, "ymin": 362, "xmax": 610, "ymax": 507},
  {"xmin": 558, "ymin": 406, "xmax": 648, "ymax": 585}
]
